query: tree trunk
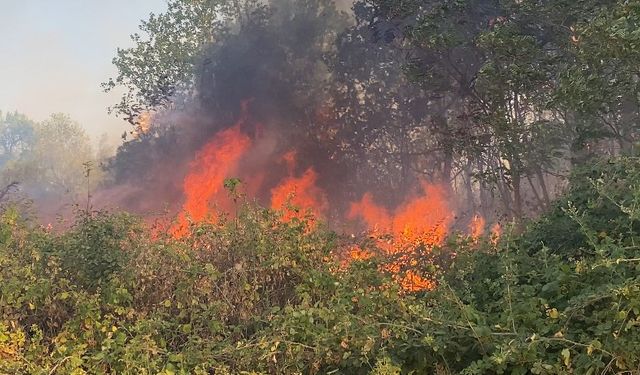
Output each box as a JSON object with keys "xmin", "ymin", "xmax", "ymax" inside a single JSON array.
[
  {"xmin": 535, "ymin": 167, "xmax": 551, "ymax": 208},
  {"xmin": 512, "ymin": 171, "xmax": 524, "ymax": 230},
  {"xmin": 464, "ymin": 159, "xmax": 476, "ymax": 213}
]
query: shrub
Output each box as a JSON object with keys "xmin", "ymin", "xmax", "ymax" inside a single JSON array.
[
  {"xmin": 1, "ymin": 157, "xmax": 640, "ymax": 374},
  {"xmin": 521, "ymin": 156, "xmax": 640, "ymax": 257}
]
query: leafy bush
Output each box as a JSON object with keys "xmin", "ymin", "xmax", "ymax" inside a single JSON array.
[
  {"xmin": 1, "ymin": 157, "xmax": 640, "ymax": 374},
  {"xmin": 521, "ymin": 156, "xmax": 640, "ymax": 257}
]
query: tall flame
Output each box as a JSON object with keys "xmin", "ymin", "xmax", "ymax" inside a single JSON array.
[
  {"xmin": 173, "ymin": 124, "xmax": 251, "ymax": 236},
  {"xmin": 470, "ymin": 214, "xmax": 485, "ymax": 241}
]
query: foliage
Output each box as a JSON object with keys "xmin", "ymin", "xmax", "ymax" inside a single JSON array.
[
  {"xmin": 102, "ymin": 0, "xmax": 235, "ymax": 123},
  {"xmin": 0, "ymin": 111, "xmax": 36, "ymax": 168},
  {"xmin": 557, "ymin": 0, "xmax": 640, "ymax": 153},
  {"xmin": 2, "ymin": 157, "xmax": 640, "ymax": 373},
  {"xmin": 347, "ymin": 0, "xmax": 640, "ymax": 219},
  {"xmin": 0, "ymin": 113, "xmax": 101, "ymax": 201},
  {"xmin": 522, "ymin": 156, "xmax": 640, "ymax": 257}
]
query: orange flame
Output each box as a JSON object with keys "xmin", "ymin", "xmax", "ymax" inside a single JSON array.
[
  {"xmin": 138, "ymin": 112, "xmax": 153, "ymax": 133},
  {"xmin": 391, "ymin": 184, "xmax": 451, "ymax": 248},
  {"xmin": 132, "ymin": 111, "xmax": 154, "ymax": 138},
  {"xmin": 348, "ymin": 183, "xmax": 453, "ymax": 291},
  {"xmin": 470, "ymin": 214, "xmax": 485, "ymax": 241},
  {"xmin": 348, "ymin": 192, "xmax": 391, "ymax": 231},
  {"xmin": 166, "ymin": 99, "xmax": 498, "ymax": 294},
  {"xmin": 173, "ymin": 124, "xmax": 251, "ymax": 236},
  {"xmin": 270, "ymin": 167, "xmax": 328, "ymax": 222},
  {"xmin": 490, "ymin": 222, "xmax": 502, "ymax": 244},
  {"xmin": 401, "ymin": 270, "xmax": 435, "ymax": 292},
  {"xmin": 349, "ymin": 183, "xmax": 452, "ymax": 249}
]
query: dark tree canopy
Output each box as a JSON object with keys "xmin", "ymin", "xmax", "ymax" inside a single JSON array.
[{"xmin": 106, "ymin": 0, "xmax": 640, "ymax": 222}]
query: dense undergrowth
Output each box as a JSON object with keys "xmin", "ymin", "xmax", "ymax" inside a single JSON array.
[{"xmin": 2, "ymin": 157, "xmax": 640, "ymax": 374}]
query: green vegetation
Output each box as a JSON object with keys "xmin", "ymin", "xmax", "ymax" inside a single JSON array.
[
  {"xmin": 2, "ymin": 157, "xmax": 640, "ymax": 374},
  {"xmin": 0, "ymin": 112, "xmax": 109, "ymax": 205},
  {"xmin": 4, "ymin": 0, "xmax": 640, "ymax": 373}
]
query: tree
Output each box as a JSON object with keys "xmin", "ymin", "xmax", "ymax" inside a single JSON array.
[
  {"xmin": 344, "ymin": 0, "xmax": 637, "ymax": 222},
  {"xmin": 5, "ymin": 114, "xmax": 97, "ymax": 199},
  {"xmin": 105, "ymin": 0, "xmax": 640, "ymax": 223},
  {"xmin": 326, "ymin": 3, "xmax": 436, "ymax": 202},
  {"xmin": 557, "ymin": 0, "xmax": 640, "ymax": 155},
  {"xmin": 0, "ymin": 111, "xmax": 36, "ymax": 167},
  {"xmin": 102, "ymin": 0, "xmax": 237, "ymax": 124},
  {"xmin": 105, "ymin": 0, "xmax": 352, "ymax": 201}
]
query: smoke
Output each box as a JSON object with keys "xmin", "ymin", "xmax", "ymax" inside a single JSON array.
[{"xmin": 99, "ymin": 0, "xmax": 483, "ymax": 236}]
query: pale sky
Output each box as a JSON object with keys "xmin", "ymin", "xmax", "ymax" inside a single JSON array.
[{"xmin": 0, "ymin": 0, "xmax": 168, "ymax": 143}]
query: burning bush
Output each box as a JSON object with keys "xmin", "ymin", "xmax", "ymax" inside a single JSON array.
[{"xmin": 2, "ymin": 157, "xmax": 640, "ymax": 374}]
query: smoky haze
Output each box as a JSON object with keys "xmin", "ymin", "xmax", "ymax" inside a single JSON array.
[
  {"xmin": 0, "ymin": 0, "xmax": 168, "ymax": 144},
  {"xmin": 27, "ymin": 0, "xmax": 552, "ymax": 234},
  {"xmin": 102, "ymin": 0, "xmax": 460, "ymax": 232}
]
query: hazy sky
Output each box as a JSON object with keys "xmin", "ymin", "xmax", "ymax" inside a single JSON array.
[{"xmin": 0, "ymin": 0, "xmax": 168, "ymax": 143}]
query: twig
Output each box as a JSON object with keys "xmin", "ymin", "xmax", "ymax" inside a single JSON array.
[{"xmin": 48, "ymin": 356, "xmax": 72, "ymax": 375}]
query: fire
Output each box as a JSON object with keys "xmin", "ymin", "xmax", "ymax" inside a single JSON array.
[
  {"xmin": 470, "ymin": 214, "xmax": 485, "ymax": 240},
  {"xmin": 138, "ymin": 112, "xmax": 152, "ymax": 132},
  {"xmin": 347, "ymin": 245, "xmax": 374, "ymax": 262},
  {"xmin": 349, "ymin": 183, "xmax": 452, "ymax": 250},
  {"xmin": 166, "ymin": 100, "xmax": 500, "ymax": 292},
  {"xmin": 348, "ymin": 183, "xmax": 453, "ymax": 291},
  {"xmin": 172, "ymin": 124, "xmax": 252, "ymax": 236},
  {"xmin": 401, "ymin": 270, "xmax": 435, "ymax": 292},
  {"xmin": 171, "ymin": 108, "xmax": 329, "ymax": 235},
  {"xmin": 491, "ymin": 222, "xmax": 502, "ymax": 244},
  {"xmin": 132, "ymin": 111, "xmax": 153, "ymax": 138},
  {"xmin": 348, "ymin": 192, "xmax": 391, "ymax": 231},
  {"xmin": 269, "ymin": 150, "xmax": 328, "ymax": 223},
  {"xmin": 270, "ymin": 167, "xmax": 328, "ymax": 222},
  {"xmin": 390, "ymin": 183, "xmax": 451, "ymax": 247}
]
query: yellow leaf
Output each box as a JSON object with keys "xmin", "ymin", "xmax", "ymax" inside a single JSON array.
[{"xmin": 561, "ymin": 348, "xmax": 571, "ymax": 367}]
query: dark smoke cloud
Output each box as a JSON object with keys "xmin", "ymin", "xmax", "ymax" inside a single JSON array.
[{"xmin": 103, "ymin": 0, "xmax": 359, "ymax": 217}]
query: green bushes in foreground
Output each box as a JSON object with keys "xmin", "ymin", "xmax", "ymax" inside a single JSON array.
[{"xmin": 2, "ymin": 157, "xmax": 640, "ymax": 374}]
